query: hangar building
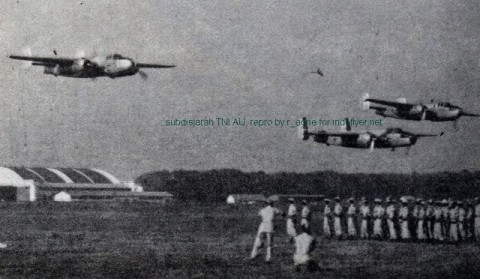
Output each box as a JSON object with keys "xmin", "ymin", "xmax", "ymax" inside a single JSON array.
[{"xmin": 0, "ymin": 166, "xmax": 173, "ymax": 203}]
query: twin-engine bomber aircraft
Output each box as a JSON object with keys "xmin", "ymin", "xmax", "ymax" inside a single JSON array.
[
  {"xmin": 363, "ymin": 94, "xmax": 479, "ymax": 126},
  {"xmin": 299, "ymin": 117, "xmax": 443, "ymax": 152},
  {"xmin": 9, "ymin": 53, "xmax": 175, "ymax": 80}
]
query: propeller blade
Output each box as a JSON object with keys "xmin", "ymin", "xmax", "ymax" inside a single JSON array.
[
  {"xmin": 138, "ymin": 70, "xmax": 148, "ymax": 80},
  {"xmin": 421, "ymin": 109, "xmax": 426, "ymax": 121},
  {"xmin": 453, "ymin": 119, "xmax": 459, "ymax": 131},
  {"xmin": 369, "ymin": 139, "xmax": 375, "ymax": 152},
  {"xmin": 405, "ymin": 146, "xmax": 411, "ymax": 155},
  {"xmin": 20, "ymin": 46, "xmax": 32, "ymax": 69}
]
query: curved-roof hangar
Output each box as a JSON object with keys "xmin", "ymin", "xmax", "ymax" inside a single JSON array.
[{"xmin": 0, "ymin": 167, "xmax": 120, "ymax": 186}]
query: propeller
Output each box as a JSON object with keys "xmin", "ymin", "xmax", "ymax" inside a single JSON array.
[
  {"xmin": 20, "ymin": 46, "xmax": 32, "ymax": 69},
  {"xmin": 421, "ymin": 109, "xmax": 426, "ymax": 121},
  {"xmin": 405, "ymin": 146, "xmax": 411, "ymax": 155},
  {"xmin": 369, "ymin": 138, "xmax": 375, "ymax": 152},
  {"xmin": 138, "ymin": 69, "xmax": 148, "ymax": 80},
  {"xmin": 453, "ymin": 119, "xmax": 459, "ymax": 131}
]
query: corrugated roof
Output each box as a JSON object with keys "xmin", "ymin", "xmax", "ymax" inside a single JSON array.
[
  {"xmin": 1, "ymin": 167, "xmax": 120, "ymax": 185},
  {"xmin": 0, "ymin": 167, "xmax": 30, "ymax": 186}
]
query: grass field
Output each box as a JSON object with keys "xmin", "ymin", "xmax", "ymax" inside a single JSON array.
[{"xmin": 1, "ymin": 201, "xmax": 480, "ymax": 278}]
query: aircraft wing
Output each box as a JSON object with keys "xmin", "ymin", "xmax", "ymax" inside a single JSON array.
[
  {"xmin": 311, "ymin": 131, "xmax": 360, "ymax": 138},
  {"xmin": 365, "ymin": 98, "xmax": 415, "ymax": 110},
  {"xmin": 462, "ymin": 112, "xmax": 480, "ymax": 117},
  {"xmin": 403, "ymin": 131, "xmax": 444, "ymax": 138},
  {"xmin": 136, "ymin": 63, "xmax": 175, "ymax": 69},
  {"xmin": 9, "ymin": 55, "xmax": 75, "ymax": 66}
]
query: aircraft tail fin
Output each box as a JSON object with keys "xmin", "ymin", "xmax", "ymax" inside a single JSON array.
[
  {"xmin": 362, "ymin": 93, "xmax": 370, "ymax": 111},
  {"xmin": 340, "ymin": 118, "xmax": 351, "ymax": 132},
  {"xmin": 298, "ymin": 117, "xmax": 310, "ymax": 140}
]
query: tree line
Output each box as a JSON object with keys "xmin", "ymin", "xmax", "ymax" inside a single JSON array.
[{"xmin": 135, "ymin": 169, "xmax": 480, "ymax": 202}]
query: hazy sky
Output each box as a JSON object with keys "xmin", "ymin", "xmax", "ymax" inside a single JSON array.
[{"xmin": 1, "ymin": 0, "xmax": 479, "ymax": 180}]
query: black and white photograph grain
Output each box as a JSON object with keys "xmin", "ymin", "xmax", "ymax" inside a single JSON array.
[{"xmin": 1, "ymin": 0, "xmax": 480, "ymax": 278}]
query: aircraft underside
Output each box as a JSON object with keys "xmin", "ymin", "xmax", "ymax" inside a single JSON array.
[{"xmin": 44, "ymin": 66, "xmax": 137, "ymax": 78}]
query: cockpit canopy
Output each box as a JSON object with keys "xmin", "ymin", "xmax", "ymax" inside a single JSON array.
[
  {"xmin": 106, "ymin": 53, "xmax": 125, "ymax": 59},
  {"xmin": 438, "ymin": 102, "xmax": 453, "ymax": 107}
]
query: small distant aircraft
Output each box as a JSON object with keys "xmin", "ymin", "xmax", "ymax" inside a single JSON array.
[
  {"xmin": 363, "ymin": 94, "xmax": 479, "ymax": 128},
  {"xmin": 9, "ymin": 52, "xmax": 175, "ymax": 80},
  {"xmin": 299, "ymin": 117, "xmax": 442, "ymax": 152},
  {"xmin": 310, "ymin": 68, "xmax": 323, "ymax": 77}
]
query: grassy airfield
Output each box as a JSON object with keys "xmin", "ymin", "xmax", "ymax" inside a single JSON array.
[{"xmin": 1, "ymin": 202, "xmax": 480, "ymax": 278}]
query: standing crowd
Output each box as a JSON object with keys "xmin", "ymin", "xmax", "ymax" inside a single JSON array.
[
  {"xmin": 249, "ymin": 196, "xmax": 480, "ymax": 271},
  {"xmin": 320, "ymin": 197, "xmax": 480, "ymax": 243}
]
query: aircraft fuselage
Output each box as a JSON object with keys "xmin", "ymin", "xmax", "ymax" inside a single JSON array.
[
  {"xmin": 373, "ymin": 104, "xmax": 462, "ymax": 122},
  {"xmin": 43, "ymin": 57, "xmax": 138, "ymax": 78},
  {"xmin": 313, "ymin": 131, "xmax": 414, "ymax": 149}
]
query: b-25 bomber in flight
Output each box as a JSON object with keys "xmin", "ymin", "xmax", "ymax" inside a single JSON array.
[
  {"xmin": 9, "ymin": 52, "xmax": 175, "ymax": 80},
  {"xmin": 299, "ymin": 117, "xmax": 443, "ymax": 152},
  {"xmin": 363, "ymin": 94, "xmax": 479, "ymax": 127}
]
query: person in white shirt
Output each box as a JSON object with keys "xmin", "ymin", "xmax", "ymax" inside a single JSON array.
[
  {"xmin": 474, "ymin": 198, "xmax": 480, "ymax": 241},
  {"xmin": 399, "ymin": 198, "xmax": 410, "ymax": 241},
  {"xmin": 347, "ymin": 198, "xmax": 357, "ymax": 239},
  {"xmin": 286, "ymin": 198, "xmax": 297, "ymax": 243},
  {"xmin": 425, "ymin": 199, "xmax": 434, "ymax": 240},
  {"xmin": 250, "ymin": 200, "xmax": 283, "ymax": 262},
  {"xmin": 417, "ymin": 201, "xmax": 427, "ymax": 241},
  {"xmin": 433, "ymin": 201, "xmax": 445, "ymax": 242},
  {"xmin": 323, "ymin": 199, "xmax": 332, "ymax": 238},
  {"xmin": 294, "ymin": 225, "xmax": 318, "ymax": 272},
  {"xmin": 373, "ymin": 198, "xmax": 385, "ymax": 239},
  {"xmin": 333, "ymin": 197, "xmax": 343, "ymax": 238},
  {"xmin": 458, "ymin": 201, "xmax": 466, "ymax": 241},
  {"xmin": 449, "ymin": 201, "xmax": 459, "ymax": 243},
  {"xmin": 359, "ymin": 198, "xmax": 371, "ymax": 239},
  {"xmin": 386, "ymin": 198, "xmax": 397, "ymax": 241},
  {"xmin": 301, "ymin": 200, "xmax": 311, "ymax": 229}
]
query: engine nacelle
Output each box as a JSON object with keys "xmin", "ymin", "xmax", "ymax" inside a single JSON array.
[
  {"xmin": 313, "ymin": 131, "xmax": 329, "ymax": 143},
  {"xmin": 44, "ymin": 64, "xmax": 60, "ymax": 76},
  {"xmin": 356, "ymin": 133, "xmax": 372, "ymax": 148}
]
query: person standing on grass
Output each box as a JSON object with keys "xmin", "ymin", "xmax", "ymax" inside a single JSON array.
[
  {"xmin": 466, "ymin": 200, "xmax": 474, "ymax": 240},
  {"xmin": 458, "ymin": 201, "xmax": 466, "ymax": 241},
  {"xmin": 286, "ymin": 198, "xmax": 297, "ymax": 243},
  {"xmin": 300, "ymin": 200, "xmax": 312, "ymax": 230},
  {"xmin": 333, "ymin": 197, "xmax": 343, "ymax": 239},
  {"xmin": 399, "ymin": 198, "xmax": 410, "ymax": 241},
  {"xmin": 372, "ymin": 198, "xmax": 385, "ymax": 239},
  {"xmin": 323, "ymin": 199, "xmax": 332, "ymax": 238},
  {"xmin": 433, "ymin": 201, "xmax": 445, "ymax": 242},
  {"xmin": 347, "ymin": 198, "xmax": 357, "ymax": 239},
  {"xmin": 293, "ymin": 225, "xmax": 319, "ymax": 273},
  {"xmin": 449, "ymin": 201, "xmax": 459, "ymax": 243},
  {"xmin": 425, "ymin": 199, "xmax": 435, "ymax": 240},
  {"xmin": 359, "ymin": 198, "xmax": 371, "ymax": 239},
  {"xmin": 386, "ymin": 198, "xmax": 397, "ymax": 241},
  {"xmin": 475, "ymin": 198, "xmax": 480, "ymax": 241},
  {"xmin": 417, "ymin": 201, "xmax": 427, "ymax": 241},
  {"xmin": 250, "ymin": 199, "xmax": 283, "ymax": 262},
  {"xmin": 442, "ymin": 199, "xmax": 450, "ymax": 239}
]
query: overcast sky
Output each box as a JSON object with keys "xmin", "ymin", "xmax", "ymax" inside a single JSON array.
[{"xmin": 1, "ymin": 0, "xmax": 479, "ymax": 180}]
